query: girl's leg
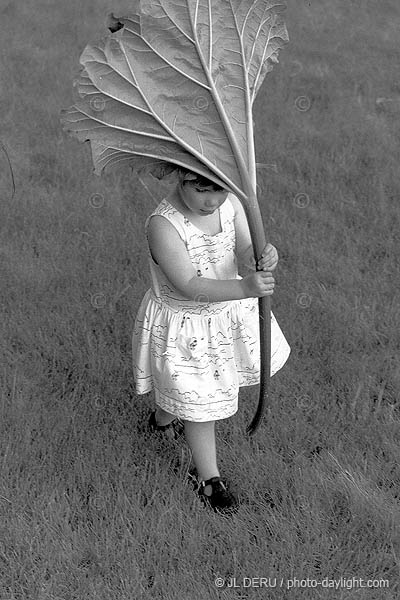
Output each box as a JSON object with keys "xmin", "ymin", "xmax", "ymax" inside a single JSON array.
[
  {"xmin": 185, "ymin": 420, "xmax": 238, "ymax": 512},
  {"xmin": 184, "ymin": 420, "xmax": 219, "ymax": 486}
]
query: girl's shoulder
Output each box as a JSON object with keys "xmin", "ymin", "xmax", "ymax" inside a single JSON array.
[{"xmin": 145, "ymin": 197, "xmax": 187, "ymax": 241}]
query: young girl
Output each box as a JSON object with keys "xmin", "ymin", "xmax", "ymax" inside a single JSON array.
[{"xmin": 132, "ymin": 169, "xmax": 290, "ymax": 514}]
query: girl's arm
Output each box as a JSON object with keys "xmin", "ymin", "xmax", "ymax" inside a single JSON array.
[
  {"xmin": 147, "ymin": 216, "xmax": 274, "ymax": 302},
  {"xmin": 229, "ymin": 194, "xmax": 278, "ymax": 275}
]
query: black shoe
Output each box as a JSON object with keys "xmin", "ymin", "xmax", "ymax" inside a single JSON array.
[
  {"xmin": 148, "ymin": 411, "xmax": 184, "ymax": 440},
  {"xmin": 198, "ymin": 476, "xmax": 239, "ymax": 515}
]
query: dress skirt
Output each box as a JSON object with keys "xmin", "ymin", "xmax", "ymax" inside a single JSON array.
[{"xmin": 132, "ymin": 289, "xmax": 291, "ymax": 422}]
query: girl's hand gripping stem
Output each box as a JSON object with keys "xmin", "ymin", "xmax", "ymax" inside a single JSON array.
[
  {"xmin": 241, "ymin": 271, "xmax": 275, "ymax": 298},
  {"xmin": 257, "ymin": 243, "xmax": 278, "ymax": 272}
]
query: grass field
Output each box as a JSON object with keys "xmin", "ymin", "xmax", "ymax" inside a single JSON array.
[{"xmin": 1, "ymin": 0, "xmax": 400, "ymax": 598}]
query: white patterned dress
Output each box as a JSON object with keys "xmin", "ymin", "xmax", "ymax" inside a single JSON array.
[{"xmin": 132, "ymin": 195, "xmax": 290, "ymax": 422}]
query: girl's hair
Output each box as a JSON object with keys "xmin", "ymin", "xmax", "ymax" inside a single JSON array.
[{"xmin": 178, "ymin": 169, "xmax": 226, "ymax": 192}]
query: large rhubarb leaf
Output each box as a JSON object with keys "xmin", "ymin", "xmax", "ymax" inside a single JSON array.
[{"xmin": 61, "ymin": 1, "xmax": 288, "ymax": 196}]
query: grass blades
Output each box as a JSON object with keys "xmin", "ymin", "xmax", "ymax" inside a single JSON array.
[{"xmin": 1, "ymin": 0, "xmax": 400, "ymax": 598}]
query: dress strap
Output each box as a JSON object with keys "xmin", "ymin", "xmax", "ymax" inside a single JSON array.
[{"xmin": 221, "ymin": 194, "xmax": 235, "ymax": 226}]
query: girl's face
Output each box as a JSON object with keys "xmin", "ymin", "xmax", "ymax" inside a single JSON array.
[{"xmin": 178, "ymin": 182, "xmax": 229, "ymax": 216}]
